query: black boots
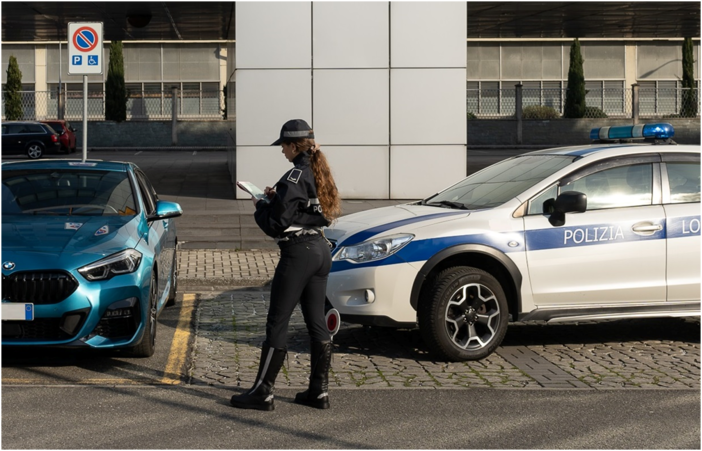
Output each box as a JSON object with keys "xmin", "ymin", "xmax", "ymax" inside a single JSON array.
[
  {"xmin": 294, "ymin": 341, "xmax": 332, "ymax": 409},
  {"xmin": 230, "ymin": 342, "xmax": 286, "ymax": 411}
]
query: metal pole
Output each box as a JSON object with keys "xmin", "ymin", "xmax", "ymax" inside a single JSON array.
[
  {"xmin": 82, "ymin": 75, "xmax": 88, "ymax": 162},
  {"xmin": 58, "ymin": 41, "xmax": 63, "ymax": 119},
  {"xmin": 171, "ymin": 86, "xmax": 178, "ymax": 146},
  {"xmin": 515, "ymin": 83, "xmax": 523, "ymax": 145},
  {"xmin": 632, "ymin": 83, "xmax": 639, "ymax": 125}
]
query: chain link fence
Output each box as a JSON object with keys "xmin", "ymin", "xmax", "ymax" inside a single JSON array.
[
  {"xmin": 468, "ymin": 87, "xmax": 699, "ymax": 120},
  {"xmin": 2, "ymin": 89, "xmax": 227, "ymax": 121}
]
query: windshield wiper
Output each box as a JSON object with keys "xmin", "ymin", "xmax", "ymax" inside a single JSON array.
[{"xmin": 424, "ymin": 200, "xmax": 468, "ymax": 210}]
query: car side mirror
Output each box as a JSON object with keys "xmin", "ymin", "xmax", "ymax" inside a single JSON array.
[
  {"xmin": 548, "ymin": 191, "xmax": 587, "ymax": 227},
  {"xmin": 147, "ymin": 200, "xmax": 183, "ymax": 222}
]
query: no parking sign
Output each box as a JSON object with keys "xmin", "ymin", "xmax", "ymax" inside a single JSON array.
[{"xmin": 68, "ymin": 22, "xmax": 103, "ymax": 75}]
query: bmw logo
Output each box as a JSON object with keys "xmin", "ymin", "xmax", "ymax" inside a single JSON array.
[{"xmin": 3, "ymin": 262, "xmax": 16, "ymax": 271}]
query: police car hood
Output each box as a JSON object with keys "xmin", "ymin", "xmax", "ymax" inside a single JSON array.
[{"xmin": 325, "ymin": 204, "xmax": 469, "ymax": 246}]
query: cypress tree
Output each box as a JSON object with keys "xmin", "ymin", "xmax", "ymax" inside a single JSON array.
[
  {"xmin": 681, "ymin": 37, "xmax": 697, "ymax": 117},
  {"xmin": 564, "ymin": 38, "xmax": 586, "ymax": 118},
  {"xmin": 105, "ymin": 41, "xmax": 127, "ymax": 122},
  {"xmin": 4, "ymin": 55, "xmax": 23, "ymax": 120}
]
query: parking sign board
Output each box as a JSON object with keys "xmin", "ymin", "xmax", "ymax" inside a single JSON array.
[{"xmin": 68, "ymin": 22, "xmax": 103, "ymax": 75}]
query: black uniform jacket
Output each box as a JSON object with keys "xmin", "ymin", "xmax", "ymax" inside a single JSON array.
[{"xmin": 254, "ymin": 152, "xmax": 330, "ymax": 239}]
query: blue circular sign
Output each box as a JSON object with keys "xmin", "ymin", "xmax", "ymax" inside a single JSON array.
[{"xmin": 73, "ymin": 27, "xmax": 98, "ymax": 52}]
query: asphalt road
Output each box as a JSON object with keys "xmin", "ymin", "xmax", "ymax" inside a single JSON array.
[{"xmin": 2, "ymin": 386, "xmax": 699, "ymax": 449}]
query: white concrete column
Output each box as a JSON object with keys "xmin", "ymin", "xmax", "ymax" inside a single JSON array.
[
  {"xmin": 35, "ymin": 46, "xmax": 48, "ymax": 119},
  {"xmin": 235, "ymin": 1, "xmax": 467, "ymax": 199}
]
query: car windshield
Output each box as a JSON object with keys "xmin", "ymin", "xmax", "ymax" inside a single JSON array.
[
  {"xmin": 2, "ymin": 169, "xmax": 138, "ymax": 216},
  {"xmin": 421, "ymin": 155, "xmax": 575, "ymax": 210}
]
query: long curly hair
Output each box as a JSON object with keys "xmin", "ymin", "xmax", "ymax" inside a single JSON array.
[{"xmin": 286, "ymin": 137, "xmax": 341, "ymax": 222}]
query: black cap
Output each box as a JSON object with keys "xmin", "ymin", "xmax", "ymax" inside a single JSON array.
[{"xmin": 271, "ymin": 119, "xmax": 314, "ymax": 146}]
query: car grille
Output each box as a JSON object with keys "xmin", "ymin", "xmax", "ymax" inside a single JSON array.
[{"xmin": 2, "ymin": 271, "xmax": 79, "ymax": 304}]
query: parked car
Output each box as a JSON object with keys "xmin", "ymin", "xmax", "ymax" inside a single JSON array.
[
  {"xmin": 1, "ymin": 121, "xmax": 62, "ymax": 159},
  {"xmin": 1, "ymin": 159, "xmax": 183, "ymax": 357},
  {"xmin": 324, "ymin": 123, "xmax": 701, "ymax": 361},
  {"xmin": 41, "ymin": 120, "xmax": 77, "ymax": 153}
]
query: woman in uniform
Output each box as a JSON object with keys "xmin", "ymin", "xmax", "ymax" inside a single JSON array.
[{"xmin": 230, "ymin": 119, "xmax": 341, "ymax": 411}]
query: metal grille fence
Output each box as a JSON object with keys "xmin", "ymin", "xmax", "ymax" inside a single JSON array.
[
  {"xmin": 2, "ymin": 90, "xmax": 226, "ymax": 121},
  {"xmin": 468, "ymin": 87, "xmax": 699, "ymax": 119}
]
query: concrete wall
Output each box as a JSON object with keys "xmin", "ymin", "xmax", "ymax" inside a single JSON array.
[
  {"xmin": 76, "ymin": 120, "xmax": 236, "ymax": 149},
  {"xmin": 468, "ymin": 118, "xmax": 701, "ymax": 147},
  {"xmin": 234, "ymin": 2, "xmax": 467, "ymax": 200}
]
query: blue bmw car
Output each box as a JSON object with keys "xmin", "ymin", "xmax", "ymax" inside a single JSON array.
[{"xmin": 1, "ymin": 159, "xmax": 182, "ymax": 357}]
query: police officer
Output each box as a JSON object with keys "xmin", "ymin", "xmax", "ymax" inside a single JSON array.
[{"xmin": 230, "ymin": 119, "xmax": 341, "ymax": 411}]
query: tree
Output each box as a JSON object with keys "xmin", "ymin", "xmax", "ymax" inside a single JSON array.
[
  {"xmin": 563, "ymin": 38, "xmax": 586, "ymax": 118},
  {"xmin": 105, "ymin": 41, "xmax": 127, "ymax": 122},
  {"xmin": 681, "ymin": 37, "xmax": 698, "ymax": 118},
  {"xmin": 4, "ymin": 55, "xmax": 23, "ymax": 120}
]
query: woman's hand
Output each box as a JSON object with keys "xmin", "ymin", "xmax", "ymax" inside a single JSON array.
[{"xmin": 264, "ymin": 186, "xmax": 276, "ymax": 199}]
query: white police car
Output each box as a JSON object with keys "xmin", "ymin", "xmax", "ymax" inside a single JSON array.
[{"xmin": 325, "ymin": 123, "xmax": 700, "ymax": 361}]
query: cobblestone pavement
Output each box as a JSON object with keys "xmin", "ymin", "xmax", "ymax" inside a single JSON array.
[{"xmin": 187, "ymin": 290, "xmax": 701, "ymax": 390}]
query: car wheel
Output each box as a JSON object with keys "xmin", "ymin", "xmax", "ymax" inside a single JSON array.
[
  {"xmin": 418, "ymin": 266, "xmax": 509, "ymax": 361},
  {"xmin": 166, "ymin": 250, "xmax": 178, "ymax": 307},
  {"xmin": 26, "ymin": 143, "xmax": 44, "ymax": 159},
  {"xmin": 128, "ymin": 273, "xmax": 158, "ymax": 357}
]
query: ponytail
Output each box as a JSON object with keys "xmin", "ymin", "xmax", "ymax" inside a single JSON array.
[{"xmin": 289, "ymin": 138, "xmax": 341, "ymax": 222}]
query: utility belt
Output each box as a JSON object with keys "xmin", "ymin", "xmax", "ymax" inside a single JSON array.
[{"xmin": 276, "ymin": 227, "xmax": 333, "ymax": 249}]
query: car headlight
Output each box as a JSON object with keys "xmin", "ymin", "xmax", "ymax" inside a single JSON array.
[
  {"xmin": 334, "ymin": 234, "xmax": 414, "ymax": 263},
  {"xmin": 78, "ymin": 249, "xmax": 142, "ymax": 281}
]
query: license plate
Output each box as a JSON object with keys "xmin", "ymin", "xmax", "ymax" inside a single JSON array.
[{"xmin": 2, "ymin": 303, "xmax": 34, "ymax": 321}]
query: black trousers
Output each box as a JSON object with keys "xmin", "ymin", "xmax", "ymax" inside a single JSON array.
[{"xmin": 265, "ymin": 235, "xmax": 332, "ymax": 349}]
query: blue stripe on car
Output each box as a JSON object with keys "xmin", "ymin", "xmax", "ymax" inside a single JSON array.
[
  {"xmin": 331, "ymin": 231, "xmax": 524, "ymax": 273},
  {"xmin": 338, "ymin": 211, "xmax": 468, "ymax": 247},
  {"xmin": 525, "ymin": 219, "xmax": 666, "ymax": 251},
  {"xmin": 667, "ymin": 215, "xmax": 701, "ymax": 239}
]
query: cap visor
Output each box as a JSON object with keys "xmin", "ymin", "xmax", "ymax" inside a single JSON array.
[{"xmin": 271, "ymin": 138, "xmax": 282, "ymax": 146}]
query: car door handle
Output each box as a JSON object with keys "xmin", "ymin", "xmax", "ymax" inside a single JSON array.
[{"xmin": 632, "ymin": 222, "xmax": 663, "ymax": 236}]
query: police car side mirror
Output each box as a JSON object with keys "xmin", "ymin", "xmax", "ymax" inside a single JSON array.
[{"xmin": 548, "ymin": 191, "xmax": 587, "ymax": 227}]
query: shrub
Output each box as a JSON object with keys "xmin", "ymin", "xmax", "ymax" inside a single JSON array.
[
  {"xmin": 681, "ymin": 37, "xmax": 698, "ymax": 118},
  {"xmin": 105, "ymin": 41, "xmax": 127, "ymax": 122},
  {"xmin": 564, "ymin": 39, "xmax": 586, "ymax": 118},
  {"xmin": 467, "ymin": 111, "xmax": 477, "ymax": 120},
  {"xmin": 4, "ymin": 55, "xmax": 23, "ymax": 120},
  {"xmin": 522, "ymin": 105, "xmax": 560, "ymax": 120},
  {"xmin": 584, "ymin": 107, "xmax": 608, "ymax": 118}
]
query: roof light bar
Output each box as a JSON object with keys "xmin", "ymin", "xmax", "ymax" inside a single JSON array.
[{"xmin": 590, "ymin": 123, "xmax": 675, "ymax": 141}]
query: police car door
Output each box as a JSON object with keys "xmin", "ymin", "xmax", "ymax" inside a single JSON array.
[
  {"xmin": 662, "ymin": 154, "xmax": 701, "ymax": 302},
  {"xmin": 523, "ymin": 155, "xmax": 666, "ymax": 306}
]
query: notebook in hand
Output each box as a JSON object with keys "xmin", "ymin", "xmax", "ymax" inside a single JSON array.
[{"xmin": 236, "ymin": 181, "xmax": 269, "ymax": 202}]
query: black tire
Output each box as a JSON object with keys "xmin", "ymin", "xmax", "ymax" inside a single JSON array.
[
  {"xmin": 418, "ymin": 266, "xmax": 509, "ymax": 361},
  {"xmin": 26, "ymin": 143, "xmax": 44, "ymax": 159},
  {"xmin": 166, "ymin": 250, "xmax": 178, "ymax": 307},
  {"xmin": 128, "ymin": 273, "xmax": 158, "ymax": 357}
]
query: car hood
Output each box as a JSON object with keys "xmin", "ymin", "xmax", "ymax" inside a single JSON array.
[
  {"xmin": 2, "ymin": 215, "xmax": 144, "ymax": 271},
  {"xmin": 325, "ymin": 204, "xmax": 469, "ymax": 247}
]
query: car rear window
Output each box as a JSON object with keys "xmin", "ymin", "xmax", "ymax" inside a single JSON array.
[{"xmin": 2, "ymin": 169, "xmax": 138, "ymax": 216}]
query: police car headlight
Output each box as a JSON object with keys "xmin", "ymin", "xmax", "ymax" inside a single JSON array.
[{"xmin": 334, "ymin": 234, "xmax": 414, "ymax": 263}]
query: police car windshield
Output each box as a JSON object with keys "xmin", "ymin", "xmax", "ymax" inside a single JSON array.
[{"xmin": 423, "ymin": 155, "xmax": 575, "ymax": 209}]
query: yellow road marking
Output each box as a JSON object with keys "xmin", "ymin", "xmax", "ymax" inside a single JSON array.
[{"xmin": 160, "ymin": 293, "xmax": 196, "ymax": 384}]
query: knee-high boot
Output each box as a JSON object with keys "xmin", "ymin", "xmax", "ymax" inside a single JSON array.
[
  {"xmin": 230, "ymin": 342, "xmax": 286, "ymax": 411},
  {"xmin": 294, "ymin": 340, "xmax": 332, "ymax": 409}
]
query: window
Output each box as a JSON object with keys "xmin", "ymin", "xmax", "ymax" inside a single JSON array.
[
  {"xmin": 2, "ymin": 170, "xmax": 137, "ymax": 216},
  {"xmin": 135, "ymin": 170, "xmax": 157, "ymax": 215},
  {"xmin": 561, "ymin": 164, "xmax": 653, "ymax": 210},
  {"xmin": 667, "ymin": 163, "xmax": 700, "ymax": 204}
]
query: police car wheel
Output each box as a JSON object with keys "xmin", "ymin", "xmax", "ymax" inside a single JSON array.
[{"xmin": 418, "ymin": 266, "xmax": 509, "ymax": 361}]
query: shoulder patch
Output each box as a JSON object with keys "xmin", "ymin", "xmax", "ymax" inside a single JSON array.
[{"xmin": 287, "ymin": 169, "xmax": 303, "ymax": 184}]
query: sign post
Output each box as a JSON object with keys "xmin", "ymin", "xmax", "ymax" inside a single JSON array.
[{"xmin": 68, "ymin": 22, "xmax": 103, "ymax": 162}]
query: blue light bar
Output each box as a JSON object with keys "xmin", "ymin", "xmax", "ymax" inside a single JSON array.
[{"xmin": 590, "ymin": 123, "xmax": 675, "ymax": 141}]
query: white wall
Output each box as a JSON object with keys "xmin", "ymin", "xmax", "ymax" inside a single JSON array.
[{"xmin": 235, "ymin": 1, "xmax": 467, "ymax": 199}]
